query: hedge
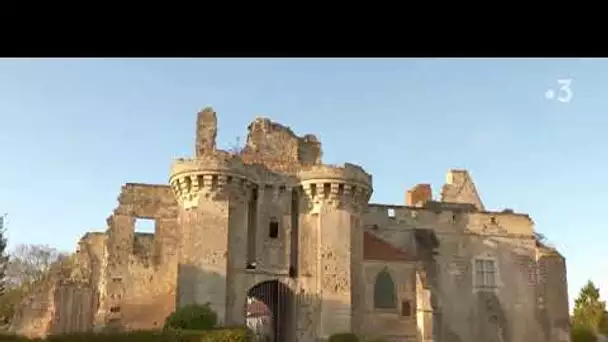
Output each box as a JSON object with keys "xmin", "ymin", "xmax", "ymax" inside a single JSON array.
[
  {"xmin": 329, "ymin": 332, "xmax": 359, "ymax": 342},
  {"xmin": 0, "ymin": 327, "xmax": 252, "ymax": 342}
]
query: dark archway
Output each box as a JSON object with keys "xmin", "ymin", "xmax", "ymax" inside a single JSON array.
[{"xmin": 245, "ymin": 280, "xmax": 294, "ymax": 342}]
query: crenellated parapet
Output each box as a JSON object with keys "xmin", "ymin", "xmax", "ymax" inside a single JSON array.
[
  {"xmin": 298, "ymin": 163, "xmax": 373, "ymax": 213},
  {"xmin": 169, "ymin": 154, "xmax": 256, "ymax": 209}
]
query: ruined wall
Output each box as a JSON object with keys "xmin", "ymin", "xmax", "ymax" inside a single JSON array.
[
  {"xmin": 9, "ymin": 254, "xmax": 96, "ymax": 338},
  {"xmin": 13, "ymin": 108, "xmax": 570, "ymax": 342},
  {"xmin": 441, "ymin": 169, "xmax": 485, "ymax": 211},
  {"xmin": 10, "ymin": 277, "xmax": 57, "ymax": 338},
  {"xmin": 52, "ymin": 284, "xmax": 96, "ymax": 334},
  {"xmin": 196, "ymin": 107, "xmax": 217, "ymax": 157},
  {"xmin": 75, "ymin": 232, "xmax": 107, "ymax": 330},
  {"xmin": 429, "ymin": 215, "xmax": 542, "ymax": 342},
  {"xmin": 105, "ymin": 183, "xmax": 179, "ymax": 331},
  {"xmin": 537, "ymin": 246, "xmax": 570, "ymax": 342},
  {"xmin": 363, "ymin": 169, "xmax": 567, "ymax": 342},
  {"xmin": 240, "ymin": 117, "xmax": 322, "ymax": 172}
]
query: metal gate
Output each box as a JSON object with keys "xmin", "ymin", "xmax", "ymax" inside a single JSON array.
[{"xmin": 245, "ymin": 280, "xmax": 293, "ymax": 342}]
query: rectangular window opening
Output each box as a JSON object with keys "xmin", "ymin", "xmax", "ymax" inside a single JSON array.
[
  {"xmin": 211, "ymin": 175, "xmax": 218, "ymax": 190},
  {"xmin": 269, "ymin": 218, "xmax": 279, "ymax": 239},
  {"xmin": 387, "ymin": 208, "xmax": 396, "ymax": 218},
  {"xmin": 323, "ymin": 183, "xmax": 331, "ymax": 198},
  {"xmin": 134, "ymin": 218, "xmax": 156, "ymax": 234},
  {"xmin": 401, "ymin": 300, "xmax": 412, "ymax": 317}
]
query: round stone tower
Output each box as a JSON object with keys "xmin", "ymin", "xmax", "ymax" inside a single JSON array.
[
  {"xmin": 168, "ymin": 108, "xmax": 256, "ymax": 324},
  {"xmin": 296, "ymin": 163, "xmax": 372, "ymax": 340}
]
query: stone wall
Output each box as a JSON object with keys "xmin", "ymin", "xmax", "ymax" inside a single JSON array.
[
  {"xmin": 51, "ymin": 284, "xmax": 96, "ymax": 334},
  {"xmin": 104, "ymin": 183, "xmax": 179, "ymax": 331},
  {"xmin": 241, "ymin": 117, "xmax": 322, "ymax": 171},
  {"xmin": 10, "ymin": 108, "xmax": 570, "ymax": 342},
  {"xmin": 360, "ymin": 261, "xmax": 417, "ymax": 342},
  {"xmin": 362, "ymin": 171, "xmax": 570, "ymax": 342}
]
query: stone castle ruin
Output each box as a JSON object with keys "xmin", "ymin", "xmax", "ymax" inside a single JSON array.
[{"xmin": 11, "ymin": 107, "xmax": 570, "ymax": 342}]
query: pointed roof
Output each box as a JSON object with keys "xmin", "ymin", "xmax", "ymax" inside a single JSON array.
[{"xmin": 363, "ymin": 231, "xmax": 415, "ymax": 262}]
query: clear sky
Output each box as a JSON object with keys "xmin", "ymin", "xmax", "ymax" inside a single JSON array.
[{"xmin": 0, "ymin": 58, "xmax": 603, "ymax": 307}]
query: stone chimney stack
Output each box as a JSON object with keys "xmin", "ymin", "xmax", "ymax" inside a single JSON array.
[
  {"xmin": 195, "ymin": 107, "xmax": 217, "ymax": 157},
  {"xmin": 406, "ymin": 184, "xmax": 432, "ymax": 207}
]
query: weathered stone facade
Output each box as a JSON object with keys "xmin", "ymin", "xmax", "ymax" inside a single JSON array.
[{"xmin": 12, "ymin": 107, "xmax": 570, "ymax": 342}]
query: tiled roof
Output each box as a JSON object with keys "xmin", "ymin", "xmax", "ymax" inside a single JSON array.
[
  {"xmin": 363, "ymin": 231, "xmax": 415, "ymax": 262},
  {"xmin": 246, "ymin": 300, "xmax": 271, "ymax": 317}
]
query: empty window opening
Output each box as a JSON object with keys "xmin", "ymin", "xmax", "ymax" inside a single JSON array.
[
  {"xmin": 387, "ymin": 208, "xmax": 396, "ymax": 218},
  {"xmin": 184, "ymin": 176, "xmax": 192, "ymax": 192},
  {"xmin": 490, "ymin": 216, "xmax": 497, "ymax": 224},
  {"xmin": 211, "ymin": 175, "xmax": 218, "ymax": 190},
  {"xmin": 134, "ymin": 218, "xmax": 155, "ymax": 234},
  {"xmin": 226, "ymin": 176, "xmax": 233, "ymax": 184},
  {"xmin": 310, "ymin": 184, "xmax": 317, "ymax": 197},
  {"xmin": 338, "ymin": 183, "xmax": 344, "ymax": 195},
  {"xmin": 197, "ymin": 175, "xmax": 204, "ymax": 188},
  {"xmin": 110, "ymin": 306, "xmax": 121, "ymax": 313},
  {"xmin": 269, "ymin": 217, "xmax": 279, "ymax": 239},
  {"xmin": 279, "ymin": 185, "xmax": 286, "ymax": 193},
  {"xmin": 323, "ymin": 183, "xmax": 331, "ymax": 197},
  {"xmin": 112, "ymin": 277, "xmax": 122, "ymax": 283},
  {"xmin": 401, "ymin": 300, "xmax": 412, "ymax": 316}
]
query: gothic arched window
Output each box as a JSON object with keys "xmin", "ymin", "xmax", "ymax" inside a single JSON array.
[{"xmin": 374, "ymin": 269, "xmax": 397, "ymax": 309}]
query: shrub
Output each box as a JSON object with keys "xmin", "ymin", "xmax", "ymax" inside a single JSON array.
[
  {"xmin": 0, "ymin": 333, "xmax": 38, "ymax": 342},
  {"xmin": 0, "ymin": 327, "xmax": 252, "ymax": 342},
  {"xmin": 572, "ymin": 325, "xmax": 598, "ymax": 342},
  {"xmin": 169, "ymin": 327, "xmax": 252, "ymax": 342},
  {"xmin": 164, "ymin": 303, "xmax": 218, "ymax": 331},
  {"xmin": 329, "ymin": 332, "xmax": 359, "ymax": 342},
  {"xmin": 45, "ymin": 331, "xmax": 164, "ymax": 342}
]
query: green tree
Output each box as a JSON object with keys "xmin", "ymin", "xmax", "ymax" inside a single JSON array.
[{"xmin": 572, "ymin": 280, "xmax": 608, "ymax": 341}]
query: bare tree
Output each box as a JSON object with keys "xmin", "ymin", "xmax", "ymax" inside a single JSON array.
[
  {"xmin": 5, "ymin": 244, "xmax": 67, "ymax": 288},
  {"xmin": 0, "ymin": 214, "xmax": 9, "ymax": 296}
]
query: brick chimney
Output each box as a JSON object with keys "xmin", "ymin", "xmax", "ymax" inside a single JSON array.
[{"xmin": 406, "ymin": 184, "xmax": 432, "ymax": 207}]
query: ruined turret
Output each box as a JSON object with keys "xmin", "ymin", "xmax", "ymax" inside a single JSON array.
[{"xmin": 195, "ymin": 107, "xmax": 217, "ymax": 157}]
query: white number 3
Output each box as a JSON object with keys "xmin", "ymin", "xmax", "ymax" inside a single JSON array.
[{"xmin": 556, "ymin": 79, "xmax": 573, "ymax": 103}]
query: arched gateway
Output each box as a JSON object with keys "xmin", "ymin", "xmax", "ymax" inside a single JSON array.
[{"xmin": 245, "ymin": 280, "xmax": 294, "ymax": 342}]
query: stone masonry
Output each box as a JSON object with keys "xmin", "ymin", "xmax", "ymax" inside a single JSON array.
[{"xmin": 11, "ymin": 107, "xmax": 570, "ymax": 342}]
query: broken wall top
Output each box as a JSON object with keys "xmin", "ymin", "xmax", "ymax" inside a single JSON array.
[{"xmin": 194, "ymin": 107, "xmax": 323, "ymax": 174}]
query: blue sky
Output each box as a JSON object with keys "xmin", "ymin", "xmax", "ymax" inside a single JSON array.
[{"xmin": 0, "ymin": 58, "xmax": 603, "ymax": 306}]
